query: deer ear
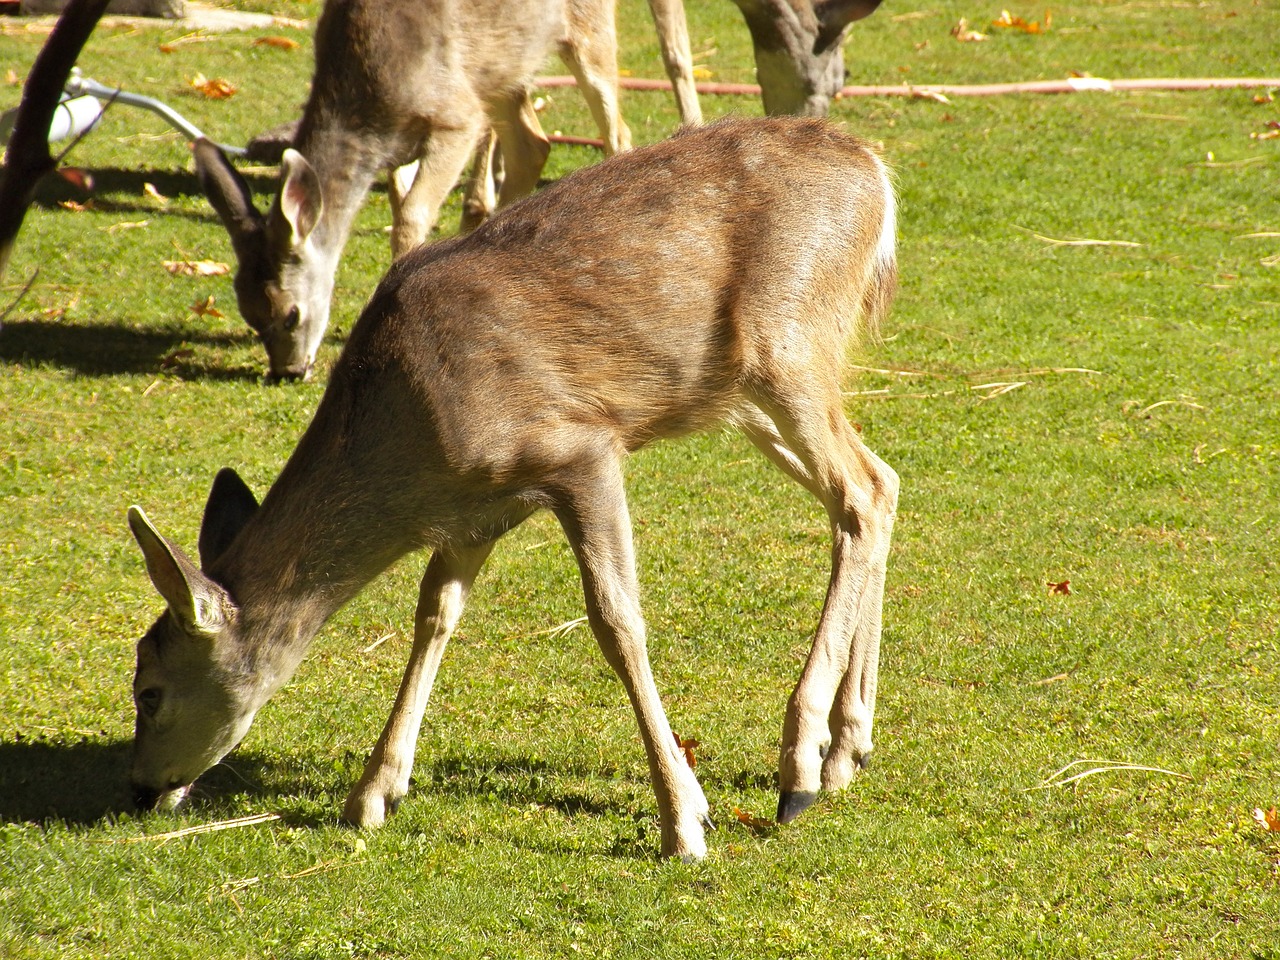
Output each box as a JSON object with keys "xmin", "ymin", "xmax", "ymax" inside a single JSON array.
[
  {"xmin": 193, "ymin": 137, "xmax": 266, "ymax": 260},
  {"xmin": 198, "ymin": 469, "xmax": 259, "ymax": 570},
  {"xmin": 277, "ymin": 148, "xmax": 323, "ymax": 245},
  {"xmin": 128, "ymin": 507, "xmax": 228, "ymax": 635}
]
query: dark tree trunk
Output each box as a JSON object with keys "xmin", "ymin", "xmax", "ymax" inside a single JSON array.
[{"xmin": 0, "ymin": 0, "xmax": 113, "ymax": 280}]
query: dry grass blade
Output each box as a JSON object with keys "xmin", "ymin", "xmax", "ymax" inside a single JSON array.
[
  {"xmin": 105, "ymin": 812, "xmax": 282, "ymax": 843},
  {"xmin": 1138, "ymin": 399, "xmax": 1205, "ymax": 416},
  {"xmin": 1024, "ymin": 231, "xmax": 1143, "ymax": 248},
  {"xmin": 1030, "ymin": 759, "xmax": 1191, "ymax": 791},
  {"xmin": 361, "ymin": 632, "xmax": 395, "ymax": 654}
]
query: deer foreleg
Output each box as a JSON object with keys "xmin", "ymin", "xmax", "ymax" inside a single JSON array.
[
  {"xmin": 646, "ymin": 0, "xmax": 703, "ymax": 125},
  {"xmin": 554, "ymin": 456, "xmax": 712, "ymax": 860},
  {"xmin": 343, "ymin": 542, "xmax": 494, "ymax": 827}
]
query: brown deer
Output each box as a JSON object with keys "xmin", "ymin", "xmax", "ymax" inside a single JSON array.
[
  {"xmin": 129, "ymin": 117, "xmax": 898, "ymax": 860},
  {"xmin": 196, "ymin": 0, "xmax": 701, "ymax": 382}
]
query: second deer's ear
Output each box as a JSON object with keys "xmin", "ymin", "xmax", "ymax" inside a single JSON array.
[
  {"xmin": 278, "ymin": 148, "xmax": 324, "ymax": 246},
  {"xmin": 193, "ymin": 138, "xmax": 266, "ymax": 259}
]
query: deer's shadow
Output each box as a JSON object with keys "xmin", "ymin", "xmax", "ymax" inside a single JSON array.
[{"xmin": 0, "ymin": 318, "xmax": 260, "ymax": 380}]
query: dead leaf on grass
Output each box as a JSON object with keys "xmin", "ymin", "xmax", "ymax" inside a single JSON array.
[
  {"xmin": 1253, "ymin": 807, "xmax": 1280, "ymax": 833},
  {"xmin": 143, "ymin": 182, "xmax": 170, "ymax": 205},
  {"xmin": 254, "ymin": 35, "xmax": 301, "ymax": 50},
  {"xmin": 1047, "ymin": 579, "xmax": 1072, "ymax": 595},
  {"xmin": 733, "ymin": 807, "xmax": 776, "ymax": 832},
  {"xmin": 189, "ymin": 295, "xmax": 224, "ymax": 318},
  {"xmin": 991, "ymin": 9, "xmax": 1051, "ymax": 33},
  {"xmin": 189, "ymin": 73, "xmax": 237, "ymax": 99},
  {"xmin": 59, "ymin": 199, "xmax": 93, "ymax": 212},
  {"xmin": 672, "ymin": 732, "xmax": 700, "ymax": 769},
  {"xmin": 160, "ymin": 347, "xmax": 196, "ymax": 369},
  {"xmin": 951, "ymin": 18, "xmax": 988, "ymax": 41},
  {"xmin": 164, "ymin": 259, "xmax": 230, "ymax": 277}
]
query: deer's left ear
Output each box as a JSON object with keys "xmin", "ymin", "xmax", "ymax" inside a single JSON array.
[{"xmin": 198, "ymin": 469, "xmax": 259, "ymax": 570}]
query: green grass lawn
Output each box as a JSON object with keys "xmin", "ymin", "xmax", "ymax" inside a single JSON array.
[{"xmin": 2, "ymin": 0, "xmax": 1279, "ymax": 956}]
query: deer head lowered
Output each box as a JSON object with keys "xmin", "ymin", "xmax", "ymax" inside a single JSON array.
[
  {"xmin": 130, "ymin": 117, "xmax": 899, "ymax": 860},
  {"xmin": 194, "ymin": 0, "xmax": 704, "ymax": 382}
]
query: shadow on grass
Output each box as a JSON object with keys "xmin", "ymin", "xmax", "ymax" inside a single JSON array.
[
  {"xmin": 0, "ymin": 318, "xmax": 261, "ymax": 381},
  {"xmin": 30, "ymin": 165, "xmax": 279, "ymax": 217},
  {"xmin": 0, "ymin": 738, "xmax": 300, "ymax": 826},
  {"xmin": 421, "ymin": 754, "xmax": 630, "ymax": 819},
  {"xmin": 0, "ymin": 738, "xmax": 133, "ymax": 825}
]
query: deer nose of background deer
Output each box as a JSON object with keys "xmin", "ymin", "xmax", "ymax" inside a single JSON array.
[{"xmin": 265, "ymin": 362, "xmax": 313, "ymax": 384}]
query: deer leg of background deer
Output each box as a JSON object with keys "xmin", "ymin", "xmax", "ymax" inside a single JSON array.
[
  {"xmin": 558, "ymin": 11, "xmax": 632, "ymax": 153},
  {"xmin": 553, "ymin": 454, "xmax": 712, "ymax": 860},
  {"xmin": 741, "ymin": 390, "xmax": 897, "ymax": 824},
  {"xmin": 387, "ymin": 119, "xmax": 486, "ymax": 258},
  {"xmin": 342, "ymin": 541, "xmax": 495, "ymax": 828},
  {"xmin": 489, "ymin": 93, "xmax": 551, "ymax": 209},
  {"xmin": 459, "ymin": 128, "xmax": 500, "ymax": 233},
  {"xmin": 645, "ymin": 0, "xmax": 703, "ymax": 125}
]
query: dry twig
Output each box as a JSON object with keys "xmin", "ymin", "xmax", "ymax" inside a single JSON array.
[{"xmin": 1030, "ymin": 759, "xmax": 1191, "ymax": 791}]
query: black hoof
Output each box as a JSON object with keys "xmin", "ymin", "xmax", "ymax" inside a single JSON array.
[
  {"xmin": 776, "ymin": 790, "xmax": 819, "ymax": 824},
  {"xmin": 858, "ymin": 754, "xmax": 872, "ymax": 771}
]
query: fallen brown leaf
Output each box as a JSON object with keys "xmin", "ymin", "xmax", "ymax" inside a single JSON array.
[
  {"xmin": 733, "ymin": 807, "xmax": 776, "ymax": 832},
  {"xmin": 673, "ymin": 732, "xmax": 699, "ymax": 769},
  {"xmin": 161, "ymin": 348, "xmax": 196, "ymax": 369},
  {"xmin": 991, "ymin": 9, "xmax": 1051, "ymax": 34},
  {"xmin": 254, "ymin": 35, "xmax": 301, "ymax": 50},
  {"xmin": 190, "ymin": 295, "xmax": 225, "ymax": 318},
  {"xmin": 951, "ymin": 18, "xmax": 988, "ymax": 42},
  {"xmin": 1047, "ymin": 579, "xmax": 1072, "ymax": 595},
  {"xmin": 164, "ymin": 259, "xmax": 230, "ymax": 277},
  {"xmin": 1254, "ymin": 807, "xmax": 1280, "ymax": 833},
  {"xmin": 189, "ymin": 73, "xmax": 237, "ymax": 99}
]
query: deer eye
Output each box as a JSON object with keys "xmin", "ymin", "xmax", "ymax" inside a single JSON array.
[
  {"xmin": 136, "ymin": 688, "xmax": 162, "ymax": 718},
  {"xmin": 283, "ymin": 306, "xmax": 301, "ymax": 332}
]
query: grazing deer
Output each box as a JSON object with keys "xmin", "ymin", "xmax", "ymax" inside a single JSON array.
[
  {"xmin": 730, "ymin": 0, "xmax": 883, "ymax": 116},
  {"xmin": 130, "ymin": 117, "xmax": 898, "ymax": 860},
  {"xmin": 196, "ymin": 0, "xmax": 702, "ymax": 382}
]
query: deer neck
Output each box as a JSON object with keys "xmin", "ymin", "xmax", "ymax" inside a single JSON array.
[{"xmin": 291, "ymin": 120, "xmax": 388, "ymax": 258}]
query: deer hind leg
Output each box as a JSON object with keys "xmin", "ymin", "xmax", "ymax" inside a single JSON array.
[
  {"xmin": 559, "ymin": 3, "xmax": 631, "ymax": 153},
  {"xmin": 459, "ymin": 128, "xmax": 500, "ymax": 234},
  {"xmin": 552, "ymin": 452, "xmax": 712, "ymax": 860},
  {"xmin": 488, "ymin": 92, "xmax": 552, "ymax": 209},
  {"xmin": 387, "ymin": 118, "xmax": 486, "ymax": 258},
  {"xmin": 738, "ymin": 392, "xmax": 898, "ymax": 824},
  {"xmin": 343, "ymin": 541, "xmax": 495, "ymax": 828}
]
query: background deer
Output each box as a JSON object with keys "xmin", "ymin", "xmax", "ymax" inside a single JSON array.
[
  {"xmin": 729, "ymin": 0, "xmax": 884, "ymax": 116},
  {"xmin": 196, "ymin": 0, "xmax": 701, "ymax": 382},
  {"xmin": 130, "ymin": 117, "xmax": 898, "ymax": 861}
]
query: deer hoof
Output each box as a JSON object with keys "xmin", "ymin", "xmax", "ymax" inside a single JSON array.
[{"xmin": 775, "ymin": 790, "xmax": 819, "ymax": 824}]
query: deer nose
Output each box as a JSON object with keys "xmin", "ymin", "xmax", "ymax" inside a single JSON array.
[{"xmin": 265, "ymin": 363, "xmax": 312, "ymax": 384}]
